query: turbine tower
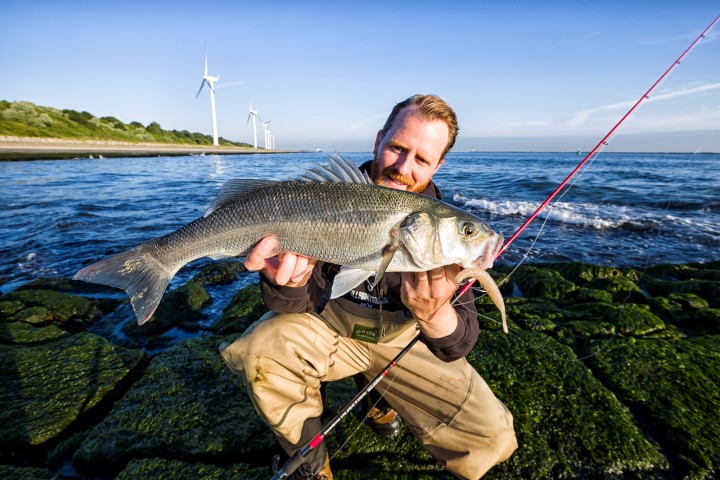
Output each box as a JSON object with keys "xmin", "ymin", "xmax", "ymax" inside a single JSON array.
[
  {"xmin": 262, "ymin": 120, "xmax": 271, "ymax": 149},
  {"xmin": 247, "ymin": 102, "xmax": 259, "ymax": 148},
  {"xmin": 196, "ymin": 48, "xmax": 220, "ymax": 146}
]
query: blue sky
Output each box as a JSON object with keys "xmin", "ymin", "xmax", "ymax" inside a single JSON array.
[{"xmin": 2, "ymin": 1, "xmax": 719, "ymax": 152}]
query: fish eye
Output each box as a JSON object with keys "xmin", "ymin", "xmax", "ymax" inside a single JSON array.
[{"xmin": 460, "ymin": 222, "xmax": 476, "ymax": 236}]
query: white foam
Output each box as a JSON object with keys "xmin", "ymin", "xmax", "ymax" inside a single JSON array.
[{"xmin": 455, "ymin": 194, "xmax": 640, "ymax": 230}]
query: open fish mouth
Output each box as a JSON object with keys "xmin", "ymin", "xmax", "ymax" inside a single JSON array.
[{"xmin": 473, "ymin": 233, "xmax": 504, "ymax": 270}]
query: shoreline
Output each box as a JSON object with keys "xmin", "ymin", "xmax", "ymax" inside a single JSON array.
[{"xmin": 0, "ymin": 136, "xmax": 306, "ymax": 160}]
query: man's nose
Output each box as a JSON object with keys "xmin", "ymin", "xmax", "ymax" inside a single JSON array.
[{"xmin": 394, "ymin": 152, "xmax": 413, "ymax": 175}]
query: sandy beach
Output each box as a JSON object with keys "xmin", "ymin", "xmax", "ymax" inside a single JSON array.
[{"xmin": 0, "ymin": 136, "xmax": 303, "ymax": 160}]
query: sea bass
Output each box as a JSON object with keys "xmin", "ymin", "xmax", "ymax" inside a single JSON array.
[{"xmin": 74, "ymin": 155, "xmax": 503, "ymax": 324}]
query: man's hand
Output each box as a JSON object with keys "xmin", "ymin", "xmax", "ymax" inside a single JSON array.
[
  {"xmin": 244, "ymin": 236, "xmax": 317, "ymax": 287},
  {"xmin": 401, "ymin": 264, "xmax": 461, "ymax": 338}
]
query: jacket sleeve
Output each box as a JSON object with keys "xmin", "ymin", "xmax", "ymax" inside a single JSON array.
[
  {"xmin": 418, "ymin": 285, "xmax": 479, "ymax": 362},
  {"xmin": 259, "ymin": 262, "xmax": 327, "ymax": 313}
]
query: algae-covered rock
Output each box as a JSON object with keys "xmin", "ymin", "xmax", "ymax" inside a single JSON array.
[
  {"xmin": 0, "ymin": 321, "xmax": 69, "ymax": 345},
  {"xmin": 513, "ymin": 266, "xmax": 577, "ymax": 299},
  {"xmin": 583, "ymin": 276, "xmax": 647, "ymax": 303},
  {"xmin": 0, "ymin": 331, "xmax": 145, "ymax": 453},
  {"xmin": 551, "ymin": 261, "xmax": 627, "ymax": 283},
  {"xmin": 73, "ymin": 334, "xmax": 272, "ymax": 476},
  {"xmin": 116, "ymin": 457, "xmax": 266, "ymax": 480},
  {"xmin": 585, "ymin": 336, "xmax": 720, "ymax": 479},
  {"xmin": 0, "ymin": 289, "xmax": 103, "ymax": 330},
  {"xmin": 0, "ymin": 464, "xmax": 62, "ymax": 480},
  {"xmin": 641, "ymin": 278, "xmax": 720, "ymax": 309},
  {"xmin": 470, "ymin": 331, "xmax": 668, "ymax": 479},
  {"xmin": 191, "ymin": 261, "xmax": 247, "ymax": 285},
  {"xmin": 210, "ymin": 283, "xmax": 268, "ymax": 334}
]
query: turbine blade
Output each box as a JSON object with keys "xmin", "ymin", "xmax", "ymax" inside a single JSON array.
[{"xmin": 196, "ymin": 80, "xmax": 206, "ymax": 98}]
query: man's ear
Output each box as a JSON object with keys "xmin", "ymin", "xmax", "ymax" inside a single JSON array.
[{"xmin": 373, "ymin": 130, "xmax": 384, "ymax": 156}]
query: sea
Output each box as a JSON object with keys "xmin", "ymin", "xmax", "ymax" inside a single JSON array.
[{"xmin": 1, "ymin": 151, "xmax": 718, "ymax": 295}]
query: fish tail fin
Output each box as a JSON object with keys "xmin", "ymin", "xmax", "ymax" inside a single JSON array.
[{"xmin": 74, "ymin": 246, "xmax": 172, "ymax": 325}]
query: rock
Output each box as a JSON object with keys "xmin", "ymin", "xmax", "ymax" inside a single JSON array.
[
  {"xmin": 0, "ymin": 328, "xmax": 145, "ymax": 455},
  {"xmin": 512, "ymin": 266, "xmax": 577, "ymax": 299},
  {"xmin": 209, "ymin": 283, "xmax": 268, "ymax": 334},
  {"xmin": 191, "ymin": 261, "xmax": 247, "ymax": 285},
  {"xmin": 0, "ymin": 289, "xmax": 104, "ymax": 331},
  {"xmin": 0, "ymin": 465, "xmax": 62, "ymax": 479},
  {"xmin": 586, "ymin": 336, "xmax": 720, "ymax": 479},
  {"xmin": 72, "ymin": 335, "xmax": 273, "ymax": 477},
  {"xmin": 468, "ymin": 331, "xmax": 669, "ymax": 479},
  {"xmin": 116, "ymin": 457, "xmax": 266, "ymax": 479}
]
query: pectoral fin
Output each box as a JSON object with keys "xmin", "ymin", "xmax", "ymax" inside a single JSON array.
[
  {"xmin": 331, "ymin": 267, "xmax": 374, "ymax": 298},
  {"xmin": 369, "ymin": 244, "xmax": 398, "ymax": 289}
]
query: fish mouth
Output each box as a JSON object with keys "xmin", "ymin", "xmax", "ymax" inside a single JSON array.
[{"xmin": 474, "ymin": 233, "xmax": 504, "ymax": 270}]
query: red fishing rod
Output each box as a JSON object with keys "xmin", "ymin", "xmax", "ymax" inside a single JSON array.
[{"xmin": 271, "ymin": 14, "xmax": 719, "ymax": 479}]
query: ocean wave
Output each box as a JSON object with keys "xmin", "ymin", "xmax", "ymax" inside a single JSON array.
[{"xmin": 455, "ymin": 194, "xmax": 652, "ymax": 230}]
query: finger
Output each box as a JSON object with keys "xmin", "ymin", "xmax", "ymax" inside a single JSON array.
[
  {"xmin": 275, "ymin": 253, "xmax": 297, "ymax": 286},
  {"xmin": 244, "ymin": 236, "xmax": 278, "ymax": 271},
  {"xmin": 291, "ymin": 255, "xmax": 309, "ymax": 282}
]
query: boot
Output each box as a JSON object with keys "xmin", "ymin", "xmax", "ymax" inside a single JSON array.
[
  {"xmin": 275, "ymin": 416, "xmax": 333, "ymax": 479},
  {"xmin": 354, "ymin": 374, "xmax": 402, "ymax": 438}
]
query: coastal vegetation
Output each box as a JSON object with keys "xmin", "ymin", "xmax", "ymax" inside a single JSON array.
[{"xmin": 0, "ymin": 100, "xmax": 251, "ymax": 147}]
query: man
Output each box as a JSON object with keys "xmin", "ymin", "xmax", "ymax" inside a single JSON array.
[{"xmin": 220, "ymin": 94, "xmax": 517, "ymax": 479}]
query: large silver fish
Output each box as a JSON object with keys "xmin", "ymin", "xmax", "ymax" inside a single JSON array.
[{"xmin": 74, "ymin": 155, "xmax": 503, "ymax": 324}]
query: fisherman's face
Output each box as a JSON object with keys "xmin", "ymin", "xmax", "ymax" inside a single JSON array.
[{"xmin": 371, "ymin": 106, "xmax": 448, "ymax": 193}]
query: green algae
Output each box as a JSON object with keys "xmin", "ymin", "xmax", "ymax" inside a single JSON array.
[
  {"xmin": 116, "ymin": 457, "xmax": 266, "ymax": 479},
  {"xmin": 72, "ymin": 334, "xmax": 272, "ymax": 476},
  {"xmin": 210, "ymin": 283, "xmax": 268, "ymax": 334},
  {"xmin": 0, "ymin": 289, "xmax": 103, "ymax": 330},
  {"xmin": 586, "ymin": 336, "xmax": 720, "ymax": 479},
  {"xmin": 469, "ymin": 331, "xmax": 668, "ymax": 479},
  {"xmin": 0, "ymin": 330, "xmax": 144, "ymax": 451}
]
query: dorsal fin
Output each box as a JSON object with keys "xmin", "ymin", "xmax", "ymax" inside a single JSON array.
[
  {"xmin": 205, "ymin": 154, "xmax": 372, "ymax": 217},
  {"xmin": 296, "ymin": 153, "xmax": 373, "ymax": 184}
]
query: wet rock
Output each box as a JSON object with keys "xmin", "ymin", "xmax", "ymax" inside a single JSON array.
[
  {"xmin": 586, "ymin": 336, "xmax": 720, "ymax": 479},
  {"xmin": 0, "ymin": 465, "xmax": 62, "ymax": 479},
  {"xmin": 191, "ymin": 260, "xmax": 247, "ymax": 285},
  {"xmin": 1, "ymin": 260, "xmax": 718, "ymax": 479},
  {"xmin": 209, "ymin": 283, "xmax": 268, "ymax": 334},
  {"xmin": 116, "ymin": 457, "xmax": 266, "ymax": 479},
  {"xmin": 0, "ymin": 327, "xmax": 145, "ymax": 455},
  {"xmin": 513, "ymin": 265, "xmax": 577, "ymax": 299},
  {"xmin": 471, "ymin": 331, "xmax": 669, "ymax": 479},
  {"xmin": 0, "ymin": 289, "xmax": 104, "ymax": 331},
  {"xmin": 0, "ymin": 321, "xmax": 69, "ymax": 345},
  {"xmin": 72, "ymin": 335, "xmax": 273, "ymax": 477}
]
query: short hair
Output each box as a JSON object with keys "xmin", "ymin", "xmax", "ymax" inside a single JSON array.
[{"xmin": 380, "ymin": 94, "xmax": 459, "ymax": 158}]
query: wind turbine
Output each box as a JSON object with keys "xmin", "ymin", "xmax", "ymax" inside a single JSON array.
[
  {"xmin": 196, "ymin": 48, "xmax": 220, "ymax": 146},
  {"xmin": 247, "ymin": 102, "xmax": 259, "ymax": 148},
  {"xmin": 262, "ymin": 120, "xmax": 271, "ymax": 149}
]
